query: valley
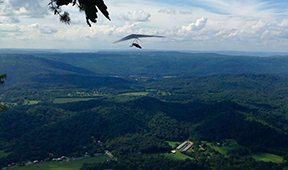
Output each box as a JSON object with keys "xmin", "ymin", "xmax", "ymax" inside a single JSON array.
[{"xmin": 0, "ymin": 51, "xmax": 288, "ymax": 170}]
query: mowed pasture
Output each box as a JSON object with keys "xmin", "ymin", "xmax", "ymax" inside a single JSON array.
[
  {"xmin": 252, "ymin": 153, "xmax": 284, "ymax": 164},
  {"xmin": 24, "ymin": 100, "xmax": 41, "ymax": 105},
  {"xmin": 164, "ymin": 151, "xmax": 193, "ymax": 161},
  {"xmin": 167, "ymin": 141, "xmax": 181, "ymax": 149},
  {"xmin": 8, "ymin": 156, "xmax": 109, "ymax": 170},
  {"xmin": 118, "ymin": 92, "xmax": 149, "ymax": 97},
  {"xmin": 207, "ymin": 140, "xmax": 240, "ymax": 157},
  {"xmin": 53, "ymin": 98, "xmax": 97, "ymax": 104}
]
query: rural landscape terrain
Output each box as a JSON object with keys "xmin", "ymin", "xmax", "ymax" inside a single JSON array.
[{"xmin": 0, "ymin": 50, "xmax": 288, "ymax": 170}]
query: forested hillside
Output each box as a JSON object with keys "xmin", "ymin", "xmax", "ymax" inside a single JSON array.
[
  {"xmin": 0, "ymin": 52, "xmax": 288, "ymax": 170},
  {"xmin": 39, "ymin": 52, "xmax": 288, "ymax": 76}
]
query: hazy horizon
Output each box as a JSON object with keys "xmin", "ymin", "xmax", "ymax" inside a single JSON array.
[{"xmin": 1, "ymin": 48, "xmax": 288, "ymax": 57}]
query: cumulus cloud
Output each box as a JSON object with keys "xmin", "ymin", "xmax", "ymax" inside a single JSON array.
[
  {"xmin": 216, "ymin": 29, "xmax": 239, "ymax": 39},
  {"xmin": 122, "ymin": 10, "xmax": 151, "ymax": 22},
  {"xmin": 113, "ymin": 23, "xmax": 138, "ymax": 35},
  {"xmin": 210, "ymin": 18, "xmax": 288, "ymax": 45},
  {"xmin": 180, "ymin": 17, "xmax": 208, "ymax": 33},
  {"xmin": 9, "ymin": 0, "xmax": 47, "ymax": 17},
  {"xmin": 1, "ymin": 0, "xmax": 288, "ymax": 51},
  {"xmin": 0, "ymin": 0, "xmax": 47, "ymax": 23}
]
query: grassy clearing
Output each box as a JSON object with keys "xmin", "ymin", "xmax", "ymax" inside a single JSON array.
[
  {"xmin": 110, "ymin": 92, "xmax": 149, "ymax": 103},
  {"xmin": 9, "ymin": 156, "xmax": 108, "ymax": 170},
  {"xmin": 164, "ymin": 151, "xmax": 193, "ymax": 161},
  {"xmin": 207, "ymin": 140, "xmax": 240, "ymax": 157},
  {"xmin": 118, "ymin": 92, "xmax": 149, "ymax": 97},
  {"xmin": 24, "ymin": 100, "xmax": 40, "ymax": 105},
  {"xmin": 167, "ymin": 141, "xmax": 181, "ymax": 149},
  {"xmin": 252, "ymin": 153, "xmax": 284, "ymax": 164},
  {"xmin": 53, "ymin": 98, "xmax": 96, "ymax": 104},
  {"xmin": 207, "ymin": 143, "xmax": 229, "ymax": 156}
]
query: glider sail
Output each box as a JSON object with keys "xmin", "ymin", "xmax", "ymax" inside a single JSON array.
[{"xmin": 114, "ymin": 34, "xmax": 165, "ymax": 43}]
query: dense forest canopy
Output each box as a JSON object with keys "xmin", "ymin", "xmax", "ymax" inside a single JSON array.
[{"xmin": 0, "ymin": 52, "xmax": 288, "ymax": 170}]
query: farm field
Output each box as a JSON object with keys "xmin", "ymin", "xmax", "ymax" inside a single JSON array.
[
  {"xmin": 167, "ymin": 141, "xmax": 181, "ymax": 149},
  {"xmin": 252, "ymin": 153, "xmax": 284, "ymax": 164},
  {"xmin": 8, "ymin": 156, "xmax": 109, "ymax": 170},
  {"xmin": 165, "ymin": 151, "xmax": 193, "ymax": 161},
  {"xmin": 53, "ymin": 98, "xmax": 97, "ymax": 104},
  {"xmin": 207, "ymin": 140, "xmax": 240, "ymax": 157},
  {"xmin": 24, "ymin": 100, "xmax": 41, "ymax": 105},
  {"xmin": 118, "ymin": 91, "xmax": 149, "ymax": 97}
]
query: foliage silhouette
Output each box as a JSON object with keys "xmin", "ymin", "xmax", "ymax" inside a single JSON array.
[{"xmin": 49, "ymin": 0, "xmax": 110, "ymax": 27}]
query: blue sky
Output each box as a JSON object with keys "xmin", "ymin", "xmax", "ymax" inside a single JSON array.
[{"xmin": 0, "ymin": 0, "xmax": 288, "ymax": 51}]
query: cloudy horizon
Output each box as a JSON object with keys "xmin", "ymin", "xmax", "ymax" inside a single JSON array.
[{"xmin": 0, "ymin": 0, "xmax": 288, "ymax": 52}]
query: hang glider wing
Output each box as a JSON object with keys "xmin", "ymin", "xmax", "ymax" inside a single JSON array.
[{"xmin": 114, "ymin": 34, "xmax": 165, "ymax": 43}]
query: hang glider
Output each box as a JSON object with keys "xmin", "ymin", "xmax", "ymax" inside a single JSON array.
[{"xmin": 114, "ymin": 34, "xmax": 165, "ymax": 49}]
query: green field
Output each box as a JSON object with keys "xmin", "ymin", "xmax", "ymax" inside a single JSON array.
[
  {"xmin": 9, "ymin": 156, "xmax": 108, "ymax": 170},
  {"xmin": 167, "ymin": 141, "xmax": 181, "ymax": 149},
  {"xmin": 252, "ymin": 153, "xmax": 284, "ymax": 164},
  {"xmin": 118, "ymin": 92, "xmax": 149, "ymax": 97},
  {"xmin": 53, "ymin": 98, "xmax": 97, "ymax": 104},
  {"xmin": 207, "ymin": 140, "xmax": 240, "ymax": 157},
  {"xmin": 165, "ymin": 151, "xmax": 193, "ymax": 161},
  {"xmin": 110, "ymin": 92, "xmax": 149, "ymax": 103},
  {"xmin": 24, "ymin": 100, "xmax": 41, "ymax": 105}
]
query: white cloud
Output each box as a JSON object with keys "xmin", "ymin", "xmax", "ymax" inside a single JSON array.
[
  {"xmin": 122, "ymin": 10, "xmax": 151, "ymax": 22},
  {"xmin": 113, "ymin": 23, "xmax": 138, "ymax": 35},
  {"xmin": 1, "ymin": 0, "xmax": 47, "ymax": 17},
  {"xmin": 180, "ymin": 17, "xmax": 208, "ymax": 33},
  {"xmin": 6, "ymin": 0, "xmax": 47, "ymax": 17},
  {"xmin": 0, "ymin": 0, "xmax": 288, "ymax": 51}
]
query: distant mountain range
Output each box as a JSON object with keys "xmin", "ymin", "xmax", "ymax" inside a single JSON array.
[{"xmin": 1, "ymin": 51, "xmax": 288, "ymax": 88}]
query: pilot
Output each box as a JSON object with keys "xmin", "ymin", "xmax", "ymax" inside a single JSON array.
[{"xmin": 130, "ymin": 42, "xmax": 142, "ymax": 49}]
